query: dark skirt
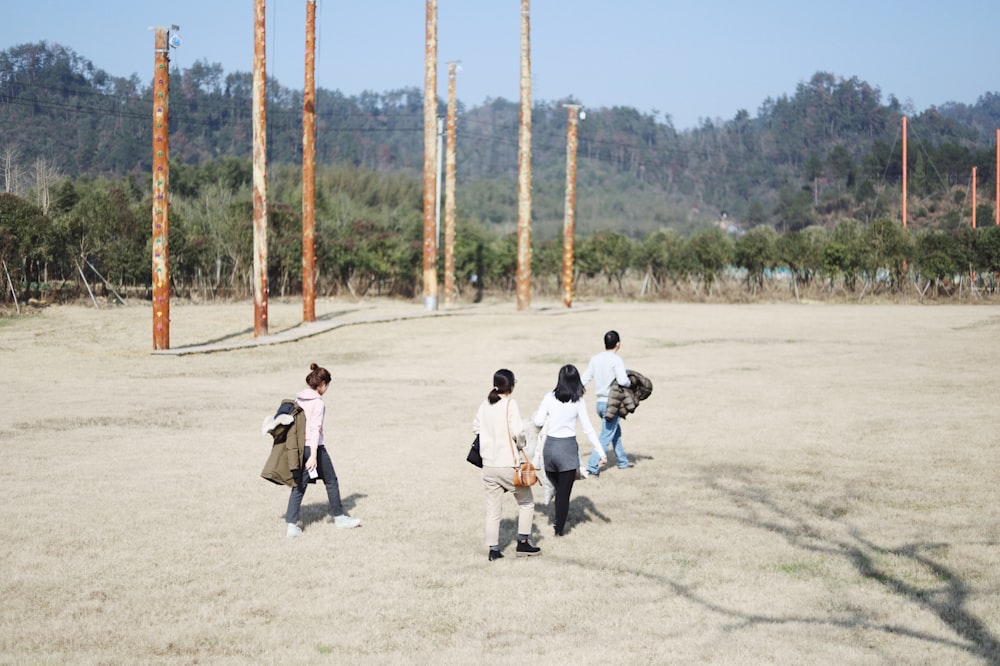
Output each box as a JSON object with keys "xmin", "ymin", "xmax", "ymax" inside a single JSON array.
[{"xmin": 543, "ymin": 435, "xmax": 579, "ymax": 473}]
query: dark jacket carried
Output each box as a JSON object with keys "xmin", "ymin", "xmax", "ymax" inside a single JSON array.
[
  {"xmin": 260, "ymin": 399, "xmax": 306, "ymax": 487},
  {"xmin": 605, "ymin": 370, "xmax": 653, "ymax": 420}
]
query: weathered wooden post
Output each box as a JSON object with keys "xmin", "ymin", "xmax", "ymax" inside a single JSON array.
[
  {"xmin": 302, "ymin": 0, "xmax": 317, "ymax": 322},
  {"xmin": 252, "ymin": 0, "xmax": 269, "ymax": 336}
]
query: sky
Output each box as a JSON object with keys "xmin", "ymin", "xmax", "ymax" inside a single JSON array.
[{"xmin": 3, "ymin": 1, "xmax": 999, "ymax": 132}]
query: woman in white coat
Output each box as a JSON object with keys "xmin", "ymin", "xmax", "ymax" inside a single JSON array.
[{"xmin": 473, "ymin": 368, "xmax": 542, "ymax": 561}]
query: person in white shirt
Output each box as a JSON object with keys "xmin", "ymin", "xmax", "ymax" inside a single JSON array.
[
  {"xmin": 580, "ymin": 330, "xmax": 633, "ymax": 476},
  {"xmin": 532, "ymin": 364, "xmax": 604, "ymax": 537}
]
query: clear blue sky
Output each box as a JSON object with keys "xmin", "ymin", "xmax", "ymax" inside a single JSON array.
[{"xmin": 3, "ymin": 1, "xmax": 999, "ymax": 131}]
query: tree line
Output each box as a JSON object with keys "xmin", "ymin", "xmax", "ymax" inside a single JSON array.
[
  {"xmin": 4, "ymin": 43, "xmax": 1000, "ymax": 307},
  {"xmin": 2, "ymin": 160, "xmax": 999, "ymax": 307},
  {"xmin": 3, "ymin": 43, "xmax": 1000, "ymax": 240}
]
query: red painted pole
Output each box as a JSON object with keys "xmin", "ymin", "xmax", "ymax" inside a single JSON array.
[
  {"xmin": 443, "ymin": 61, "xmax": 459, "ymax": 306},
  {"xmin": 252, "ymin": 0, "xmax": 269, "ymax": 336},
  {"xmin": 302, "ymin": 0, "xmax": 317, "ymax": 322},
  {"xmin": 422, "ymin": 0, "xmax": 439, "ymax": 311},
  {"xmin": 516, "ymin": 0, "xmax": 532, "ymax": 311},
  {"xmin": 151, "ymin": 27, "xmax": 172, "ymax": 350},
  {"xmin": 562, "ymin": 104, "xmax": 581, "ymax": 308}
]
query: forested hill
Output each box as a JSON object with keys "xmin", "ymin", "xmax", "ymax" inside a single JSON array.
[{"xmin": 3, "ymin": 41, "xmax": 1000, "ymax": 237}]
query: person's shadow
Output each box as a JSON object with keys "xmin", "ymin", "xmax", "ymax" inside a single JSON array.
[
  {"xmin": 535, "ymin": 494, "xmax": 611, "ymax": 536},
  {"xmin": 297, "ymin": 492, "xmax": 368, "ymax": 528}
]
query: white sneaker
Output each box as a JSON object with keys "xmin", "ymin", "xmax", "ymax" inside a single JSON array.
[
  {"xmin": 286, "ymin": 523, "xmax": 303, "ymax": 538},
  {"xmin": 334, "ymin": 514, "xmax": 362, "ymax": 529}
]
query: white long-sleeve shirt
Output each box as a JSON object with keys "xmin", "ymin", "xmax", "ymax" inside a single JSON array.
[
  {"xmin": 580, "ymin": 350, "xmax": 630, "ymax": 401},
  {"xmin": 532, "ymin": 392, "xmax": 602, "ymax": 457}
]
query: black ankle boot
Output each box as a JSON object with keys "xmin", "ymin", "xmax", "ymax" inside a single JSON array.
[
  {"xmin": 488, "ymin": 549, "xmax": 504, "ymax": 561},
  {"xmin": 515, "ymin": 539, "xmax": 541, "ymax": 557}
]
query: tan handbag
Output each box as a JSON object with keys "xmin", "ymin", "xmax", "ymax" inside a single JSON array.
[
  {"xmin": 506, "ymin": 400, "xmax": 539, "ymax": 486},
  {"xmin": 513, "ymin": 460, "xmax": 539, "ymax": 486}
]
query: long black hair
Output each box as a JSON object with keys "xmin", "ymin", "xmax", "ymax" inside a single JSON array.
[
  {"xmin": 553, "ymin": 364, "xmax": 585, "ymax": 403},
  {"xmin": 487, "ymin": 368, "xmax": 515, "ymax": 404}
]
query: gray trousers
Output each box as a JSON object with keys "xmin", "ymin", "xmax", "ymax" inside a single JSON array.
[{"xmin": 285, "ymin": 446, "xmax": 344, "ymax": 524}]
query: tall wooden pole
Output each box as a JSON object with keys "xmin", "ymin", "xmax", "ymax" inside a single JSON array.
[
  {"xmin": 901, "ymin": 116, "xmax": 907, "ymax": 230},
  {"xmin": 422, "ymin": 0, "xmax": 439, "ymax": 311},
  {"xmin": 252, "ymin": 0, "xmax": 269, "ymax": 336},
  {"xmin": 302, "ymin": 0, "xmax": 317, "ymax": 322},
  {"xmin": 151, "ymin": 27, "xmax": 173, "ymax": 350},
  {"xmin": 562, "ymin": 104, "xmax": 581, "ymax": 308},
  {"xmin": 516, "ymin": 0, "xmax": 532, "ymax": 311},
  {"xmin": 443, "ymin": 61, "xmax": 459, "ymax": 306}
]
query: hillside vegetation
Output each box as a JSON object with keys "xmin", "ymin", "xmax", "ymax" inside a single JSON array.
[{"xmin": 2, "ymin": 42, "xmax": 1000, "ymax": 304}]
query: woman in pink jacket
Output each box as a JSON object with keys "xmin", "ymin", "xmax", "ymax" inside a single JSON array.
[{"xmin": 285, "ymin": 363, "xmax": 362, "ymax": 537}]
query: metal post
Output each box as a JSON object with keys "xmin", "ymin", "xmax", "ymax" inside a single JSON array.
[
  {"xmin": 436, "ymin": 116, "xmax": 444, "ymax": 244},
  {"xmin": 516, "ymin": 0, "xmax": 532, "ymax": 311},
  {"xmin": 443, "ymin": 61, "xmax": 459, "ymax": 306},
  {"xmin": 972, "ymin": 166, "xmax": 977, "ymax": 229},
  {"xmin": 302, "ymin": 0, "xmax": 317, "ymax": 322},
  {"xmin": 562, "ymin": 104, "xmax": 581, "ymax": 308},
  {"xmin": 901, "ymin": 116, "xmax": 907, "ymax": 230},
  {"xmin": 151, "ymin": 26, "xmax": 173, "ymax": 350},
  {"xmin": 252, "ymin": 0, "xmax": 269, "ymax": 336},
  {"xmin": 422, "ymin": 0, "xmax": 439, "ymax": 311}
]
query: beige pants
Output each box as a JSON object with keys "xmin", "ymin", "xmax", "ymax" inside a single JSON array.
[{"xmin": 482, "ymin": 466, "xmax": 535, "ymax": 547}]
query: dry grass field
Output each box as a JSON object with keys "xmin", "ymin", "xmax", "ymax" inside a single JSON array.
[{"xmin": 1, "ymin": 298, "xmax": 998, "ymax": 665}]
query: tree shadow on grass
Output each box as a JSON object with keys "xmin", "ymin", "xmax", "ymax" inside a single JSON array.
[
  {"xmin": 693, "ymin": 465, "xmax": 1000, "ymax": 665},
  {"xmin": 556, "ymin": 463, "xmax": 998, "ymax": 663}
]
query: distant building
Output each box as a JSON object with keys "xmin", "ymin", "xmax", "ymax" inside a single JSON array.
[{"xmin": 715, "ymin": 211, "xmax": 744, "ymax": 235}]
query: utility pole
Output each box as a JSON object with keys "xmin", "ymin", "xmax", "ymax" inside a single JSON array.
[
  {"xmin": 252, "ymin": 0, "xmax": 269, "ymax": 336},
  {"xmin": 151, "ymin": 25, "xmax": 179, "ymax": 350},
  {"xmin": 436, "ymin": 116, "xmax": 444, "ymax": 247},
  {"xmin": 901, "ymin": 116, "xmax": 907, "ymax": 230},
  {"xmin": 422, "ymin": 0, "xmax": 439, "ymax": 311},
  {"xmin": 972, "ymin": 166, "xmax": 977, "ymax": 229},
  {"xmin": 562, "ymin": 104, "xmax": 582, "ymax": 308},
  {"xmin": 302, "ymin": 0, "xmax": 317, "ymax": 322},
  {"xmin": 443, "ymin": 61, "xmax": 460, "ymax": 306},
  {"xmin": 516, "ymin": 0, "xmax": 532, "ymax": 311}
]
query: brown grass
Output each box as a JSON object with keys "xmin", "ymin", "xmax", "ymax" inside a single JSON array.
[{"xmin": 1, "ymin": 298, "xmax": 998, "ymax": 664}]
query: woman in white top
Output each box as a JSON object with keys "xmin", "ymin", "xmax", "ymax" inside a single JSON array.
[{"xmin": 532, "ymin": 364, "xmax": 605, "ymax": 536}]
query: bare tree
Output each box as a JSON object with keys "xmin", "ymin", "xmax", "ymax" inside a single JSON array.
[
  {"xmin": 1, "ymin": 145, "xmax": 25, "ymax": 195},
  {"xmin": 31, "ymin": 157, "xmax": 62, "ymax": 215}
]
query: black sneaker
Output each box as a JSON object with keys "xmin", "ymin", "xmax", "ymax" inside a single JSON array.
[
  {"xmin": 488, "ymin": 549, "xmax": 504, "ymax": 562},
  {"xmin": 515, "ymin": 539, "xmax": 541, "ymax": 557}
]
